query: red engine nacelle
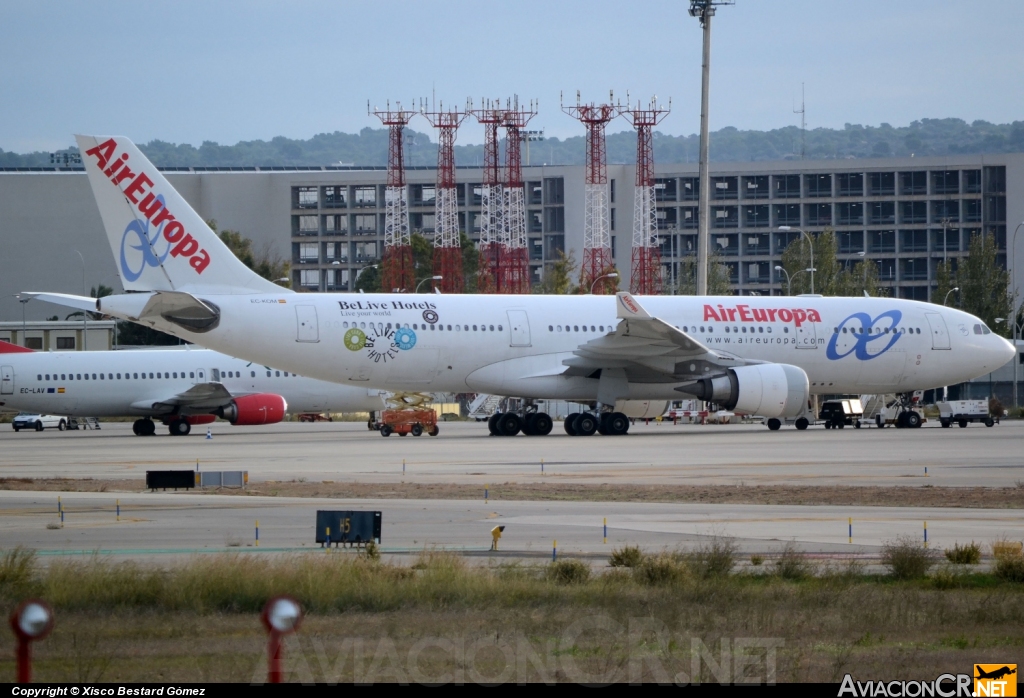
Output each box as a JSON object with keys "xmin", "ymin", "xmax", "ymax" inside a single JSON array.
[{"xmin": 219, "ymin": 394, "xmax": 287, "ymax": 425}]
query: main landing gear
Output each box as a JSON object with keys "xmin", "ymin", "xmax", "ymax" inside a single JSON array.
[
  {"xmin": 132, "ymin": 418, "xmax": 156, "ymax": 436},
  {"xmin": 564, "ymin": 411, "xmax": 630, "ymax": 437},
  {"xmin": 488, "ymin": 411, "xmax": 554, "ymax": 437}
]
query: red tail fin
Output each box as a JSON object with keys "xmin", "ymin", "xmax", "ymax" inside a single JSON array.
[{"xmin": 0, "ymin": 340, "xmax": 34, "ymax": 353}]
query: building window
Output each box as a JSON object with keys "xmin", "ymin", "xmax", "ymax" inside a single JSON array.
[
  {"xmin": 543, "ymin": 178, "xmax": 564, "ymax": 205},
  {"xmin": 774, "ymin": 175, "xmax": 800, "ymax": 198},
  {"xmin": 899, "ymin": 171, "xmax": 927, "ymax": 195},
  {"xmin": 294, "ymin": 186, "xmax": 318, "ymax": 209},
  {"xmin": 744, "ymin": 233, "xmax": 770, "ymax": 255},
  {"xmin": 544, "ymin": 207, "xmax": 565, "ymax": 233},
  {"xmin": 931, "ymin": 170, "xmax": 959, "ymax": 195},
  {"xmin": 963, "ymin": 169, "xmax": 982, "ymax": 194},
  {"xmin": 837, "ymin": 173, "xmax": 864, "ymax": 197},
  {"xmin": 299, "ymin": 270, "xmax": 320, "ymax": 289},
  {"xmin": 805, "ymin": 203, "xmax": 832, "ymax": 226},
  {"xmin": 681, "ymin": 177, "xmax": 699, "ymax": 201},
  {"xmin": 744, "ymin": 205, "xmax": 770, "ymax": 227},
  {"xmin": 963, "ymin": 199, "xmax": 982, "ymax": 223},
  {"xmin": 56, "ymin": 337, "xmax": 75, "ymax": 350},
  {"xmin": 868, "ymin": 199, "xmax": 892, "ymax": 224},
  {"xmin": 805, "ymin": 174, "xmax": 832, "ymax": 197},
  {"xmin": 714, "ymin": 234, "xmax": 738, "ymax": 256},
  {"xmin": 900, "ymin": 229, "xmax": 928, "ymax": 252},
  {"xmin": 354, "ymin": 186, "xmax": 377, "ymax": 207},
  {"xmin": 837, "ymin": 202, "xmax": 863, "ymax": 226},
  {"xmin": 654, "ymin": 178, "xmax": 677, "ymax": 201},
  {"xmin": 681, "ymin": 207, "xmax": 698, "ymax": 229},
  {"xmin": 932, "ymin": 200, "xmax": 959, "ymax": 223},
  {"xmin": 712, "ymin": 176, "xmax": 738, "ymax": 200},
  {"xmin": 932, "ymin": 227, "xmax": 960, "ymax": 252},
  {"xmin": 742, "ymin": 176, "xmax": 768, "ymax": 199},
  {"xmin": 322, "ymin": 186, "xmax": 347, "ymax": 208},
  {"xmin": 655, "ymin": 207, "xmax": 676, "ymax": 230},
  {"xmin": 899, "ymin": 201, "xmax": 926, "ymax": 224},
  {"xmin": 869, "ymin": 230, "xmax": 896, "ymax": 253},
  {"xmin": 528, "ymin": 181, "xmax": 543, "ymax": 205},
  {"xmin": 868, "ymin": 172, "xmax": 895, "ymax": 196},
  {"xmin": 323, "ymin": 214, "xmax": 347, "ymax": 233},
  {"xmin": 837, "ymin": 231, "xmax": 864, "ymax": 254},
  {"xmin": 712, "ymin": 206, "xmax": 738, "ymax": 228},
  {"xmin": 876, "ymin": 257, "xmax": 896, "ymax": 281},
  {"xmin": 298, "ymin": 242, "xmax": 319, "ymax": 263},
  {"xmin": 25, "ymin": 337, "xmax": 43, "ymax": 350},
  {"xmin": 354, "ymin": 214, "xmax": 377, "ymax": 233},
  {"xmin": 774, "ymin": 203, "xmax": 800, "ymax": 226},
  {"xmin": 901, "ymin": 258, "xmax": 929, "ymax": 281}
]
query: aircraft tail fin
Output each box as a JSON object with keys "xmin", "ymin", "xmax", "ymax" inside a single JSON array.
[
  {"xmin": 0, "ymin": 340, "xmax": 34, "ymax": 353},
  {"xmin": 74, "ymin": 135, "xmax": 287, "ymax": 295}
]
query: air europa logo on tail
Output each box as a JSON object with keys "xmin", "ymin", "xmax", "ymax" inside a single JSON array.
[
  {"xmin": 704, "ymin": 304, "xmax": 821, "ymax": 327},
  {"xmin": 84, "ymin": 139, "xmax": 211, "ymax": 275}
]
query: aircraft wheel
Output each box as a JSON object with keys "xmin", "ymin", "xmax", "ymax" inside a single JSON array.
[
  {"xmin": 169, "ymin": 420, "xmax": 191, "ymax": 436},
  {"xmin": 58, "ymin": 420, "xmax": 66, "ymax": 432},
  {"xmin": 132, "ymin": 419, "xmax": 143, "ymax": 436},
  {"xmin": 532, "ymin": 412, "xmax": 553, "ymax": 436},
  {"xmin": 575, "ymin": 412, "xmax": 599, "ymax": 436},
  {"xmin": 905, "ymin": 412, "xmax": 922, "ymax": 428},
  {"xmin": 564, "ymin": 413, "xmax": 579, "ymax": 436},
  {"xmin": 497, "ymin": 413, "xmax": 522, "ymax": 437},
  {"xmin": 488, "ymin": 413, "xmax": 501, "ymax": 436},
  {"xmin": 606, "ymin": 412, "xmax": 630, "ymax": 436},
  {"xmin": 522, "ymin": 414, "xmax": 538, "ymax": 436},
  {"xmin": 597, "ymin": 415, "xmax": 609, "ymax": 436},
  {"xmin": 794, "ymin": 418, "xmax": 809, "ymax": 431},
  {"xmin": 766, "ymin": 418, "xmax": 781, "ymax": 431},
  {"xmin": 380, "ymin": 425, "xmax": 392, "ymax": 437},
  {"xmin": 411, "ymin": 424, "xmax": 423, "ymax": 437}
]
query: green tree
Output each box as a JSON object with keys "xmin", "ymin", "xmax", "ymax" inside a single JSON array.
[
  {"xmin": 952, "ymin": 232, "xmax": 1012, "ymax": 335},
  {"xmin": 354, "ymin": 264, "xmax": 381, "ymax": 293},
  {"xmin": 677, "ymin": 248, "xmax": 732, "ymax": 295},
  {"xmin": 210, "ymin": 220, "xmax": 291, "ymax": 286},
  {"xmin": 537, "ymin": 249, "xmax": 579, "ymax": 295},
  {"xmin": 931, "ymin": 259, "xmax": 957, "ymax": 307},
  {"xmin": 780, "ymin": 228, "xmax": 884, "ymax": 297}
]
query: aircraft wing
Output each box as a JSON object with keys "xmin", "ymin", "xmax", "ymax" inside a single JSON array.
[
  {"xmin": 135, "ymin": 382, "xmax": 236, "ymax": 412},
  {"xmin": 563, "ymin": 292, "xmax": 754, "ymax": 381}
]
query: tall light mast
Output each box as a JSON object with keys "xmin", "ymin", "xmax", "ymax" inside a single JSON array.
[
  {"xmin": 469, "ymin": 99, "xmax": 505, "ymax": 293},
  {"xmin": 563, "ymin": 91, "xmax": 618, "ymax": 294},
  {"xmin": 420, "ymin": 100, "xmax": 469, "ymax": 294},
  {"xmin": 501, "ymin": 96, "xmax": 537, "ymax": 294},
  {"xmin": 619, "ymin": 95, "xmax": 671, "ymax": 295},
  {"xmin": 369, "ymin": 100, "xmax": 417, "ymax": 293},
  {"xmin": 688, "ymin": 0, "xmax": 733, "ymax": 295}
]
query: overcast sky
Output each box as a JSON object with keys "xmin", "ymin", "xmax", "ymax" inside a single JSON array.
[{"xmin": 1, "ymin": 0, "xmax": 1021, "ymax": 153}]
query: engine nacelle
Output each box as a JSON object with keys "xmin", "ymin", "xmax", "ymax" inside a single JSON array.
[
  {"xmin": 679, "ymin": 364, "xmax": 808, "ymax": 419},
  {"xmin": 614, "ymin": 400, "xmax": 670, "ymax": 420},
  {"xmin": 160, "ymin": 414, "xmax": 216, "ymax": 426},
  {"xmin": 218, "ymin": 393, "xmax": 287, "ymax": 425}
]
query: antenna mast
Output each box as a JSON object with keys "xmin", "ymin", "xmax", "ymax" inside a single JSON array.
[{"xmin": 369, "ymin": 100, "xmax": 417, "ymax": 293}]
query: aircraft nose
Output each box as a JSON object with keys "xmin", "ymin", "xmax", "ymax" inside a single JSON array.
[{"xmin": 997, "ymin": 335, "xmax": 1017, "ymax": 367}]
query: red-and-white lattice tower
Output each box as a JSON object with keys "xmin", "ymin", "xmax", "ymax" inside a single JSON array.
[
  {"xmin": 420, "ymin": 101, "xmax": 469, "ymax": 294},
  {"xmin": 370, "ymin": 100, "xmax": 416, "ymax": 293},
  {"xmin": 469, "ymin": 99, "xmax": 505, "ymax": 293},
  {"xmin": 619, "ymin": 96, "xmax": 671, "ymax": 295},
  {"xmin": 563, "ymin": 92, "xmax": 618, "ymax": 294},
  {"xmin": 501, "ymin": 96, "xmax": 537, "ymax": 294}
]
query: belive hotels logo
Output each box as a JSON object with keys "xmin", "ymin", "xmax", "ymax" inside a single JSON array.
[{"xmin": 84, "ymin": 139, "xmax": 212, "ymax": 275}]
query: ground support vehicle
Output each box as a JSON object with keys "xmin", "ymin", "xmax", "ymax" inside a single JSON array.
[
  {"xmin": 377, "ymin": 408, "xmax": 439, "ymax": 437},
  {"xmin": 12, "ymin": 413, "xmax": 66, "ymax": 432},
  {"xmin": 937, "ymin": 400, "xmax": 995, "ymax": 428},
  {"xmin": 820, "ymin": 399, "xmax": 864, "ymax": 429}
]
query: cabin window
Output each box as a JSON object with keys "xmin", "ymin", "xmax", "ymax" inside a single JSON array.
[{"xmin": 276, "ymin": 371, "xmax": 281, "ymax": 377}]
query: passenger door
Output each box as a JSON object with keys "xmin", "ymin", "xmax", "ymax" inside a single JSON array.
[
  {"xmin": 193, "ymin": 368, "xmax": 207, "ymax": 385},
  {"xmin": 925, "ymin": 312, "xmax": 950, "ymax": 350},
  {"xmin": 0, "ymin": 365, "xmax": 12, "ymax": 395},
  {"xmin": 507, "ymin": 310, "xmax": 531, "ymax": 347},
  {"xmin": 296, "ymin": 305, "xmax": 320, "ymax": 343}
]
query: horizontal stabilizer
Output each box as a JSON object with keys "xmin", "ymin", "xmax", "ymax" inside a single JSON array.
[
  {"xmin": 0, "ymin": 340, "xmax": 34, "ymax": 353},
  {"xmin": 20, "ymin": 292, "xmax": 98, "ymax": 314}
]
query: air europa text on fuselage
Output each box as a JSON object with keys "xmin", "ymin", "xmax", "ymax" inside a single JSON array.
[
  {"xmin": 703, "ymin": 304, "xmax": 822, "ymax": 327},
  {"xmin": 84, "ymin": 139, "xmax": 211, "ymax": 275}
]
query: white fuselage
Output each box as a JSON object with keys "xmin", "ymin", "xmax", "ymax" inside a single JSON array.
[
  {"xmin": 97, "ymin": 292, "xmax": 1014, "ymax": 401},
  {"xmin": 0, "ymin": 348, "xmax": 384, "ymax": 417}
]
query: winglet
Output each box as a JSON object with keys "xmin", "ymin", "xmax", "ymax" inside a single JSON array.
[
  {"xmin": 0, "ymin": 340, "xmax": 34, "ymax": 353},
  {"xmin": 616, "ymin": 292, "xmax": 652, "ymax": 320}
]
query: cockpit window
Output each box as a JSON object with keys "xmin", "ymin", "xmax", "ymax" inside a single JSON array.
[
  {"xmin": 974, "ymin": 324, "xmax": 983, "ymax": 335},
  {"xmin": 982, "ymin": 325, "xmax": 991, "ymax": 335}
]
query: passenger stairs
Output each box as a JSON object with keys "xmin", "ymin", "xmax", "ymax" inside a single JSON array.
[
  {"xmin": 468, "ymin": 394, "xmax": 504, "ymax": 421},
  {"xmin": 859, "ymin": 395, "xmax": 891, "ymax": 422}
]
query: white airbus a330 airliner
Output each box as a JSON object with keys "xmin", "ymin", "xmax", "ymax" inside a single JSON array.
[
  {"xmin": 26, "ymin": 135, "xmax": 1015, "ymax": 437},
  {"xmin": 0, "ymin": 340, "xmax": 384, "ymax": 435}
]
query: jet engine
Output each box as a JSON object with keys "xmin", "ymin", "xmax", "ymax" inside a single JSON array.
[
  {"xmin": 678, "ymin": 364, "xmax": 808, "ymax": 419},
  {"xmin": 217, "ymin": 394, "xmax": 288, "ymax": 425}
]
